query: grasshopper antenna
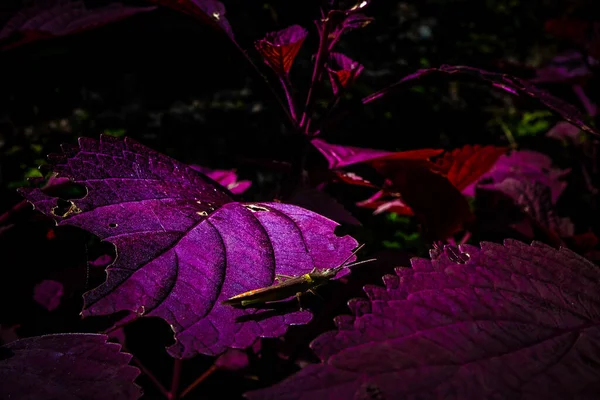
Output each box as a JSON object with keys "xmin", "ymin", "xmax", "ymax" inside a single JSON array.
[{"xmin": 332, "ymin": 243, "xmax": 376, "ymax": 273}]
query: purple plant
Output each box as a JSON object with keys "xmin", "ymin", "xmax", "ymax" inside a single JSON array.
[
  {"xmin": 2, "ymin": 1, "xmax": 600, "ymax": 399},
  {"xmin": 246, "ymin": 240, "xmax": 600, "ymax": 400}
]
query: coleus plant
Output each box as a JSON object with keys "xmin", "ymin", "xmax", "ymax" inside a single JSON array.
[{"xmin": 2, "ymin": 0, "xmax": 600, "ymax": 399}]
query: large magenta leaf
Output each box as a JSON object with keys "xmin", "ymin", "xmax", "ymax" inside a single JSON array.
[
  {"xmin": 18, "ymin": 135, "xmax": 358, "ymax": 358},
  {"xmin": 362, "ymin": 65, "xmax": 600, "ymax": 138},
  {"xmin": 0, "ymin": 1, "xmax": 157, "ymax": 51},
  {"xmin": 246, "ymin": 240, "xmax": 600, "ymax": 400},
  {"xmin": 0, "ymin": 333, "xmax": 141, "ymax": 400}
]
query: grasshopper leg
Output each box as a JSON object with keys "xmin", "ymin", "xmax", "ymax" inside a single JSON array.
[
  {"xmin": 295, "ymin": 292, "xmax": 304, "ymax": 311},
  {"xmin": 274, "ymin": 274, "xmax": 295, "ymax": 282},
  {"xmin": 307, "ymin": 288, "xmax": 324, "ymax": 300}
]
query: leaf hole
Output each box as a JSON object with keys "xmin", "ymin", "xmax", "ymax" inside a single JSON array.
[
  {"xmin": 244, "ymin": 204, "xmax": 269, "ymax": 213},
  {"xmin": 197, "ymin": 211, "xmax": 208, "ymax": 216},
  {"xmin": 51, "ymin": 199, "xmax": 82, "ymax": 218},
  {"xmin": 445, "ymin": 246, "xmax": 470, "ymax": 264},
  {"xmin": 108, "ymin": 223, "xmax": 118, "ymax": 228}
]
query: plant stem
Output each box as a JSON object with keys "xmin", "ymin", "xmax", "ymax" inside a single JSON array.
[
  {"xmin": 180, "ymin": 364, "xmax": 218, "ymax": 398},
  {"xmin": 228, "ymin": 35, "xmax": 297, "ymax": 129},
  {"xmin": 280, "ymin": 76, "xmax": 298, "ymax": 121},
  {"xmin": 100, "ymin": 313, "xmax": 139, "ymax": 335},
  {"xmin": 122, "ymin": 344, "xmax": 169, "ymax": 399},
  {"xmin": 497, "ymin": 118, "xmax": 517, "ymax": 149},
  {"xmin": 300, "ymin": 18, "xmax": 333, "ymax": 132},
  {"xmin": 168, "ymin": 359, "xmax": 183, "ymax": 400}
]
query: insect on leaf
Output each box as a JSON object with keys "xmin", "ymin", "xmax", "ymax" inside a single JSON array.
[
  {"xmin": 246, "ymin": 240, "xmax": 600, "ymax": 400},
  {"xmin": 18, "ymin": 135, "xmax": 358, "ymax": 358}
]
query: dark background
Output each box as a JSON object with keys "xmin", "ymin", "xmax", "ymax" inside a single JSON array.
[{"xmin": 1, "ymin": 0, "xmax": 599, "ymax": 398}]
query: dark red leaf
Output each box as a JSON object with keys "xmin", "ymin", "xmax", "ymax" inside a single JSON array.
[
  {"xmin": 255, "ymin": 25, "xmax": 308, "ymax": 76},
  {"xmin": 371, "ymin": 160, "xmax": 474, "ymax": 240},
  {"xmin": 147, "ymin": 0, "xmax": 234, "ymax": 39},
  {"xmin": 433, "ymin": 144, "xmax": 508, "ymax": 192},
  {"xmin": 331, "ymin": 170, "xmax": 378, "ymax": 188},
  {"xmin": 0, "ymin": 1, "xmax": 157, "ymax": 51},
  {"xmin": 355, "ymin": 190, "xmax": 414, "ymax": 216},
  {"xmin": 0, "ymin": 333, "xmax": 141, "ymax": 400},
  {"xmin": 312, "ymin": 138, "xmax": 442, "ymax": 169},
  {"xmin": 327, "ymin": 53, "xmax": 364, "ymax": 95}
]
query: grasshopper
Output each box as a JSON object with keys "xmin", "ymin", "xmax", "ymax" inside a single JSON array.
[{"xmin": 222, "ymin": 244, "xmax": 375, "ymax": 309}]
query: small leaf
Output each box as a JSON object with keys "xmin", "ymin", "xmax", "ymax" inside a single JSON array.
[
  {"xmin": 215, "ymin": 348, "xmax": 249, "ymax": 371},
  {"xmin": 0, "ymin": 1, "xmax": 157, "ymax": 51},
  {"xmin": 355, "ymin": 190, "xmax": 414, "ymax": 216},
  {"xmin": 532, "ymin": 50, "xmax": 594, "ymax": 85},
  {"xmin": 331, "ymin": 170, "xmax": 378, "ymax": 188},
  {"xmin": 255, "ymin": 25, "xmax": 308, "ymax": 76},
  {"xmin": 0, "ymin": 333, "xmax": 141, "ymax": 400},
  {"xmin": 18, "ymin": 135, "xmax": 358, "ymax": 358},
  {"xmin": 189, "ymin": 165, "xmax": 252, "ymax": 195},
  {"xmin": 33, "ymin": 280, "xmax": 64, "ymax": 311},
  {"xmin": 546, "ymin": 121, "xmax": 584, "ymax": 145},
  {"xmin": 246, "ymin": 240, "xmax": 600, "ymax": 400},
  {"xmin": 327, "ymin": 53, "xmax": 364, "ymax": 95}
]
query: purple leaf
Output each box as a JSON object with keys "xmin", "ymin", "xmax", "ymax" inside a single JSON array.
[
  {"xmin": 147, "ymin": 0, "xmax": 234, "ymax": 39},
  {"xmin": 464, "ymin": 149, "xmax": 570, "ymax": 204},
  {"xmin": 89, "ymin": 254, "xmax": 114, "ymax": 268},
  {"xmin": 246, "ymin": 240, "xmax": 600, "ymax": 400},
  {"xmin": 478, "ymin": 178, "xmax": 575, "ymax": 241},
  {"xmin": 0, "ymin": 333, "xmax": 141, "ymax": 400},
  {"xmin": 18, "ymin": 135, "xmax": 358, "ymax": 358},
  {"xmin": 341, "ymin": 13, "xmax": 374, "ymax": 30},
  {"xmin": 255, "ymin": 25, "xmax": 309, "ymax": 76},
  {"xmin": 532, "ymin": 50, "xmax": 595, "ymax": 84},
  {"xmin": 0, "ymin": 1, "xmax": 157, "ymax": 51},
  {"xmin": 327, "ymin": 53, "xmax": 364, "ymax": 95},
  {"xmin": 363, "ymin": 65, "xmax": 600, "ymax": 138},
  {"xmin": 33, "ymin": 280, "xmax": 64, "ymax": 311},
  {"xmin": 189, "ymin": 165, "xmax": 252, "ymax": 195},
  {"xmin": 546, "ymin": 121, "xmax": 584, "ymax": 145},
  {"xmin": 215, "ymin": 348, "xmax": 249, "ymax": 371}
]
